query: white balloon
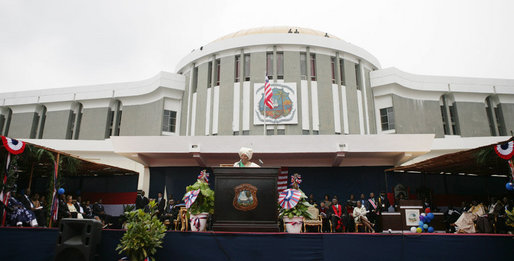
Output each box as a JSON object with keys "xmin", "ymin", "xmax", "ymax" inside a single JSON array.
[
  {"xmin": 421, "ymin": 213, "xmax": 426, "ymax": 216},
  {"xmin": 410, "ymin": 227, "xmax": 417, "ymax": 233}
]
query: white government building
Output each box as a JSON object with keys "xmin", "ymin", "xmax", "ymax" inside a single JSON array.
[{"xmin": 1, "ymin": 27, "xmax": 513, "ymax": 194}]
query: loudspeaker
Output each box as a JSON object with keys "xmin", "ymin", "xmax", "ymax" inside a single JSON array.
[{"xmin": 55, "ymin": 218, "xmax": 103, "ymax": 261}]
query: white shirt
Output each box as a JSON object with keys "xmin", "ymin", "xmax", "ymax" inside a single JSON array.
[{"xmin": 233, "ymin": 161, "xmax": 260, "ymax": 167}]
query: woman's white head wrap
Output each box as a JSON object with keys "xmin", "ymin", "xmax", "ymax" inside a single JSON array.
[{"xmin": 239, "ymin": 147, "xmax": 253, "ymax": 160}]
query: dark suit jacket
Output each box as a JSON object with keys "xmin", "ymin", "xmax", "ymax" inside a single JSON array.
[
  {"xmin": 135, "ymin": 195, "xmax": 149, "ymax": 209},
  {"xmin": 157, "ymin": 198, "xmax": 166, "ymax": 214}
]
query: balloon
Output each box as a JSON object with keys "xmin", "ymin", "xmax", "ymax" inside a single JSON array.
[
  {"xmin": 421, "ymin": 213, "xmax": 426, "ymax": 217},
  {"xmin": 58, "ymin": 188, "xmax": 65, "ymax": 195},
  {"xmin": 427, "ymin": 213, "xmax": 434, "ymax": 220},
  {"xmin": 410, "ymin": 227, "xmax": 417, "ymax": 233},
  {"xmin": 425, "ymin": 208, "xmax": 431, "ymax": 214},
  {"xmin": 418, "ymin": 221, "xmax": 424, "ymax": 227},
  {"xmin": 428, "ymin": 227, "xmax": 434, "ymax": 233},
  {"xmin": 506, "ymin": 182, "xmax": 514, "ymax": 191},
  {"xmin": 419, "ymin": 215, "xmax": 425, "ymax": 222},
  {"xmin": 423, "ymin": 224, "xmax": 428, "ymax": 229},
  {"xmin": 416, "ymin": 227, "xmax": 422, "ymax": 233}
]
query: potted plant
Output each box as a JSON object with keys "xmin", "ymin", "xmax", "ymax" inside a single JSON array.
[
  {"xmin": 278, "ymin": 173, "xmax": 312, "ymax": 233},
  {"xmin": 116, "ymin": 200, "xmax": 166, "ymax": 261},
  {"xmin": 183, "ymin": 170, "xmax": 214, "ymax": 231}
]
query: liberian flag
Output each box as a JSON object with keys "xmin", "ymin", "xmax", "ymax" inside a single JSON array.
[
  {"xmin": 264, "ymin": 76, "xmax": 273, "ymax": 110},
  {"xmin": 277, "ymin": 167, "xmax": 288, "ymax": 194}
]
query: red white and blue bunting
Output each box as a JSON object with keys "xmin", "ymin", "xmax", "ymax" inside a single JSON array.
[
  {"xmin": 494, "ymin": 141, "xmax": 514, "ymax": 160},
  {"xmin": 1, "ymin": 136, "xmax": 25, "ymax": 155},
  {"xmin": 278, "ymin": 189, "xmax": 302, "ymax": 209},
  {"xmin": 197, "ymin": 169, "xmax": 209, "ymax": 183},
  {"xmin": 291, "ymin": 174, "xmax": 302, "ymax": 187},
  {"xmin": 183, "ymin": 189, "xmax": 200, "ymax": 209}
]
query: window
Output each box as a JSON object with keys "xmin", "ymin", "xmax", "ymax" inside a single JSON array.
[
  {"xmin": 449, "ymin": 105, "xmax": 459, "ymax": 135},
  {"xmin": 106, "ymin": 100, "xmax": 122, "ymax": 138},
  {"xmin": 302, "ymin": 130, "xmax": 310, "ymax": 135},
  {"xmin": 330, "ymin": 57, "xmax": 336, "ymax": 84},
  {"xmin": 277, "ymin": 129, "xmax": 285, "ymax": 135},
  {"xmin": 266, "ymin": 129, "xmax": 274, "ymax": 135},
  {"xmin": 192, "ymin": 67, "xmax": 198, "ymax": 93},
  {"xmin": 276, "ymin": 52, "xmax": 284, "ymax": 79},
  {"xmin": 310, "ymin": 53, "xmax": 316, "ymax": 81},
  {"xmin": 207, "ymin": 61, "xmax": 213, "ymax": 88},
  {"xmin": 235, "ymin": 55, "xmax": 240, "ymax": 82},
  {"xmin": 215, "ymin": 59, "xmax": 220, "ymax": 86},
  {"xmin": 244, "ymin": 54, "xmax": 250, "ymax": 81},
  {"xmin": 266, "ymin": 52, "xmax": 273, "ymax": 79},
  {"xmin": 162, "ymin": 110, "xmax": 177, "ymax": 133},
  {"xmin": 355, "ymin": 63, "xmax": 361, "ymax": 90},
  {"xmin": 69, "ymin": 103, "xmax": 82, "ymax": 139},
  {"xmin": 32, "ymin": 105, "xmax": 47, "ymax": 139},
  {"xmin": 242, "ymin": 130, "xmax": 249, "ymax": 135},
  {"xmin": 440, "ymin": 105, "xmax": 450, "ymax": 135},
  {"xmin": 339, "ymin": 59, "xmax": 346, "ymax": 85},
  {"xmin": 486, "ymin": 96, "xmax": 506, "ymax": 136},
  {"xmin": 233, "ymin": 131, "xmax": 239, "ymax": 136},
  {"xmin": 312, "ymin": 130, "xmax": 319, "ymax": 135},
  {"xmin": 300, "ymin": 52, "xmax": 307, "ymax": 80},
  {"xmin": 494, "ymin": 107, "xmax": 506, "ymax": 136},
  {"xmin": 380, "ymin": 107, "xmax": 395, "ymax": 131}
]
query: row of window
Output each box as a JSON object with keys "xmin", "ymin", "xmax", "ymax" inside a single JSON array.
[
  {"xmin": 0, "ymin": 104, "xmax": 177, "ymax": 139},
  {"xmin": 191, "ymin": 51, "xmax": 363, "ymax": 92},
  {"xmin": 379, "ymin": 97, "xmax": 507, "ymax": 136}
]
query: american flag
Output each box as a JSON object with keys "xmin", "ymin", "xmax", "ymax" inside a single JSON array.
[
  {"xmin": 264, "ymin": 76, "xmax": 273, "ymax": 110},
  {"xmin": 277, "ymin": 167, "xmax": 288, "ymax": 193}
]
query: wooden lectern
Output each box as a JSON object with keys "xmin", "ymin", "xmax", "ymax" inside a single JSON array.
[{"xmin": 212, "ymin": 167, "xmax": 279, "ymax": 232}]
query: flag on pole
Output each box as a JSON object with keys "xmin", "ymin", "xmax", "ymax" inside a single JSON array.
[
  {"xmin": 277, "ymin": 167, "xmax": 288, "ymax": 194},
  {"xmin": 264, "ymin": 76, "xmax": 273, "ymax": 110}
]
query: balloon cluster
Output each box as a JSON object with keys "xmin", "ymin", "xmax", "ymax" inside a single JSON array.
[{"xmin": 410, "ymin": 208, "xmax": 435, "ymax": 233}]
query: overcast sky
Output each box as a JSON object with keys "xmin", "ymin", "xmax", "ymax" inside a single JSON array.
[{"xmin": 0, "ymin": 0, "xmax": 513, "ymax": 93}]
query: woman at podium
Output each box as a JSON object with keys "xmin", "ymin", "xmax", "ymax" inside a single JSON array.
[{"xmin": 234, "ymin": 147, "xmax": 260, "ymax": 167}]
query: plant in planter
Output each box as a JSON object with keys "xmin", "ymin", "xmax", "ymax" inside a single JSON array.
[
  {"xmin": 278, "ymin": 173, "xmax": 312, "ymax": 233},
  {"xmin": 183, "ymin": 170, "xmax": 215, "ymax": 231},
  {"xmin": 116, "ymin": 201, "xmax": 166, "ymax": 261}
]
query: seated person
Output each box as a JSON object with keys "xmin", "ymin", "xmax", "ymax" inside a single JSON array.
[
  {"xmin": 161, "ymin": 199, "xmax": 179, "ymax": 229},
  {"xmin": 31, "ymin": 193, "xmax": 46, "ymax": 226},
  {"xmin": 353, "ymin": 201, "xmax": 375, "ymax": 233},
  {"xmin": 83, "ymin": 200, "xmax": 93, "ymax": 219},
  {"xmin": 233, "ymin": 147, "xmax": 260, "ymax": 167},
  {"xmin": 66, "ymin": 195, "xmax": 83, "ymax": 219},
  {"xmin": 444, "ymin": 205, "xmax": 461, "ymax": 233},
  {"xmin": 7, "ymin": 196, "xmax": 38, "ymax": 227},
  {"xmin": 318, "ymin": 201, "xmax": 329, "ymax": 232},
  {"xmin": 453, "ymin": 200, "xmax": 485, "ymax": 233},
  {"xmin": 329, "ymin": 198, "xmax": 346, "ymax": 232},
  {"xmin": 93, "ymin": 199, "xmax": 106, "ymax": 220}
]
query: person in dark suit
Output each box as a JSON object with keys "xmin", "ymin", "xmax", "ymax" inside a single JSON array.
[
  {"xmin": 19, "ymin": 189, "xmax": 34, "ymax": 211},
  {"xmin": 160, "ymin": 199, "xmax": 179, "ymax": 229},
  {"xmin": 93, "ymin": 199, "xmax": 106, "ymax": 221},
  {"xmin": 135, "ymin": 190, "xmax": 149, "ymax": 210},
  {"xmin": 365, "ymin": 192, "xmax": 378, "ymax": 231},
  {"xmin": 156, "ymin": 192, "xmax": 166, "ymax": 217}
]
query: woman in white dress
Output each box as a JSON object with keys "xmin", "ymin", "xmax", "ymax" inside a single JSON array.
[
  {"xmin": 353, "ymin": 201, "xmax": 375, "ymax": 233},
  {"xmin": 66, "ymin": 195, "xmax": 83, "ymax": 219},
  {"xmin": 233, "ymin": 147, "xmax": 260, "ymax": 167}
]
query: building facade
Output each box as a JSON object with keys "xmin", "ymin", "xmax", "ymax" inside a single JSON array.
[{"xmin": 1, "ymin": 27, "xmax": 513, "ymax": 194}]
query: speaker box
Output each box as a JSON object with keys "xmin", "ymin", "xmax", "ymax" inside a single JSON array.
[{"xmin": 55, "ymin": 218, "xmax": 103, "ymax": 261}]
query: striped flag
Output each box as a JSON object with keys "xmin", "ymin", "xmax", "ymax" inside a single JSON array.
[
  {"xmin": 264, "ymin": 76, "xmax": 273, "ymax": 110},
  {"xmin": 50, "ymin": 160, "xmax": 59, "ymax": 222},
  {"xmin": 277, "ymin": 167, "xmax": 288, "ymax": 193}
]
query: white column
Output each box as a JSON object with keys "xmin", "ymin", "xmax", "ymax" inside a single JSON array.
[
  {"xmin": 212, "ymin": 86, "xmax": 220, "ymax": 135},
  {"xmin": 205, "ymin": 87, "xmax": 212, "ymax": 135},
  {"xmin": 232, "ymin": 83, "xmax": 240, "ymax": 132},
  {"xmin": 332, "ymin": 84, "xmax": 341, "ymax": 133},
  {"xmin": 301, "ymin": 80, "xmax": 310, "ymax": 131}
]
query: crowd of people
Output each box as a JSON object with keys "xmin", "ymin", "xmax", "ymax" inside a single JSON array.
[
  {"xmin": 135, "ymin": 190, "xmax": 185, "ymax": 230},
  {"xmin": 307, "ymin": 192, "xmax": 390, "ymax": 233},
  {"xmin": 307, "ymin": 192, "xmax": 514, "ymax": 234}
]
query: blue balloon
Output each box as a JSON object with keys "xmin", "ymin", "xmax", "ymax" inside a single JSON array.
[
  {"xmin": 427, "ymin": 212, "xmax": 434, "ymax": 220},
  {"xmin": 423, "ymin": 223, "xmax": 428, "ymax": 229},
  {"xmin": 428, "ymin": 226, "xmax": 435, "ymax": 233},
  {"xmin": 58, "ymin": 188, "xmax": 65, "ymax": 195},
  {"xmin": 418, "ymin": 221, "xmax": 424, "ymax": 227},
  {"xmin": 506, "ymin": 182, "xmax": 514, "ymax": 191}
]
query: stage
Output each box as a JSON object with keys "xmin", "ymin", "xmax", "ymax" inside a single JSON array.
[{"xmin": 0, "ymin": 228, "xmax": 512, "ymax": 260}]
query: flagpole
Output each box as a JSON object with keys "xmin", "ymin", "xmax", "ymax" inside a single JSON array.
[{"xmin": 263, "ymin": 75, "xmax": 267, "ymax": 136}]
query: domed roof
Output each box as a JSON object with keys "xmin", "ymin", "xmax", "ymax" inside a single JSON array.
[{"xmin": 213, "ymin": 26, "xmax": 341, "ymax": 42}]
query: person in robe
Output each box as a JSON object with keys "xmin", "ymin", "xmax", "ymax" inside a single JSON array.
[
  {"xmin": 329, "ymin": 198, "xmax": 345, "ymax": 232},
  {"xmin": 318, "ymin": 201, "xmax": 330, "ymax": 232},
  {"xmin": 8, "ymin": 196, "xmax": 38, "ymax": 227},
  {"xmin": 353, "ymin": 200, "xmax": 375, "ymax": 233},
  {"xmin": 233, "ymin": 147, "xmax": 260, "ymax": 167},
  {"xmin": 66, "ymin": 195, "xmax": 83, "ymax": 219},
  {"xmin": 452, "ymin": 200, "xmax": 485, "ymax": 233}
]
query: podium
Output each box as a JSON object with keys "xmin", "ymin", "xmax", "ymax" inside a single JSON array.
[{"xmin": 212, "ymin": 167, "xmax": 279, "ymax": 232}]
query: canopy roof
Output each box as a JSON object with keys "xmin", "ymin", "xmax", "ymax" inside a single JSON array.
[{"xmin": 387, "ymin": 137, "xmax": 513, "ymax": 176}]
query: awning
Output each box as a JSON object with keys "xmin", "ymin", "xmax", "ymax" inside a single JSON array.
[{"xmin": 386, "ymin": 137, "xmax": 513, "ymax": 176}]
